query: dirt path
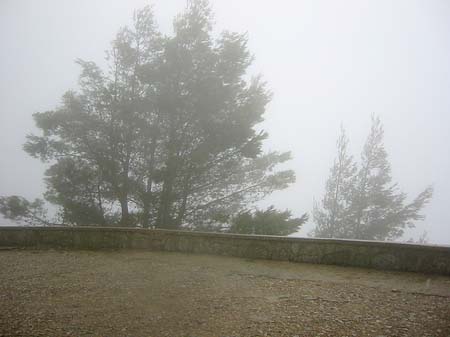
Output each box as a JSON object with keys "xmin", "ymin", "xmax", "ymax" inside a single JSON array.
[{"xmin": 1, "ymin": 250, "xmax": 449, "ymax": 337}]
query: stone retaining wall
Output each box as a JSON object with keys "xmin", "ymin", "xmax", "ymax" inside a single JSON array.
[{"xmin": 1, "ymin": 226, "xmax": 449, "ymax": 275}]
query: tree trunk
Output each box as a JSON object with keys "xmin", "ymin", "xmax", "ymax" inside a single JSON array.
[
  {"xmin": 141, "ymin": 200, "xmax": 150, "ymax": 228},
  {"xmin": 156, "ymin": 177, "xmax": 174, "ymax": 229},
  {"xmin": 174, "ymin": 170, "xmax": 192, "ymax": 228},
  {"xmin": 156, "ymin": 128, "xmax": 178, "ymax": 229},
  {"xmin": 120, "ymin": 197, "xmax": 129, "ymax": 227}
]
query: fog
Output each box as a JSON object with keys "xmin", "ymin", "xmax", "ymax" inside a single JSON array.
[{"xmin": 1, "ymin": 0, "xmax": 449, "ymax": 244}]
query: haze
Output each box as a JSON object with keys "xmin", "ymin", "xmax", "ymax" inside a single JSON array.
[{"xmin": 1, "ymin": 0, "xmax": 449, "ymax": 244}]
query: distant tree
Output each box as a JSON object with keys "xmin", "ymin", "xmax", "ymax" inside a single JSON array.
[
  {"xmin": 417, "ymin": 231, "xmax": 429, "ymax": 244},
  {"xmin": 312, "ymin": 127, "xmax": 356, "ymax": 238},
  {"xmin": 229, "ymin": 206, "xmax": 308, "ymax": 236},
  {"xmin": 312, "ymin": 115, "xmax": 433, "ymax": 241},
  {"xmin": 349, "ymin": 116, "xmax": 433, "ymax": 240},
  {"xmin": 0, "ymin": 196, "xmax": 49, "ymax": 226},
  {"xmin": 11, "ymin": 0, "xmax": 294, "ymax": 228},
  {"xmin": 407, "ymin": 231, "xmax": 429, "ymax": 244}
]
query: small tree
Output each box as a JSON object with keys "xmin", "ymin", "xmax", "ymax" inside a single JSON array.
[
  {"xmin": 229, "ymin": 206, "xmax": 308, "ymax": 236},
  {"xmin": 407, "ymin": 231, "xmax": 429, "ymax": 244},
  {"xmin": 350, "ymin": 115, "xmax": 433, "ymax": 240},
  {"xmin": 312, "ymin": 127, "xmax": 356, "ymax": 238},
  {"xmin": 313, "ymin": 115, "xmax": 433, "ymax": 241}
]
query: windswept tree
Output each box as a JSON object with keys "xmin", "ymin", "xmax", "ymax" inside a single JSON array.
[
  {"xmin": 312, "ymin": 127, "xmax": 356, "ymax": 238},
  {"xmin": 313, "ymin": 116, "xmax": 433, "ymax": 241},
  {"xmin": 349, "ymin": 115, "xmax": 433, "ymax": 240},
  {"xmin": 6, "ymin": 1, "xmax": 295, "ymax": 228}
]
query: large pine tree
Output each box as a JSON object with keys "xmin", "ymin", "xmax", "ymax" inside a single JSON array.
[{"xmin": 2, "ymin": 1, "xmax": 295, "ymax": 229}]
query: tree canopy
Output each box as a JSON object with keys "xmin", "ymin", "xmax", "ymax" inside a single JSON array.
[{"xmin": 13, "ymin": 1, "xmax": 294, "ymax": 229}]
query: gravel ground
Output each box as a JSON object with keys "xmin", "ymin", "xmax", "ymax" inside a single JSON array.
[{"xmin": 0, "ymin": 249, "xmax": 449, "ymax": 337}]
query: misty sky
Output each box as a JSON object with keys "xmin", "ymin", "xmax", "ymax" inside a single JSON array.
[{"xmin": 1, "ymin": 0, "xmax": 449, "ymax": 244}]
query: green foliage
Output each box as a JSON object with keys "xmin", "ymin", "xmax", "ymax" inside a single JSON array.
[
  {"xmin": 313, "ymin": 116, "xmax": 433, "ymax": 241},
  {"xmin": 19, "ymin": 0, "xmax": 294, "ymax": 228},
  {"xmin": 44, "ymin": 158, "xmax": 108, "ymax": 226},
  {"xmin": 0, "ymin": 196, "xmax": 49, "ymax": 226},
  {"xmin": 229, "ymin": 206, "xmax": 308, "ymax": 236}
]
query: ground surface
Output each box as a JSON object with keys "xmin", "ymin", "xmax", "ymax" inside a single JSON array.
[{"xmin": 0, "ymin": 249, "xmax": 449, "ymax": 337}]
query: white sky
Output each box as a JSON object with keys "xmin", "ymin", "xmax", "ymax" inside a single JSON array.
[{"xmin": 1, "ymin": 0, "xmax": 449, "ymax": 244}]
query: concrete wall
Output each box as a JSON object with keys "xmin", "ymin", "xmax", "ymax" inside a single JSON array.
[{"xmin": 1, "ymin": 226, "xmax": 449, "ymax": 275}]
